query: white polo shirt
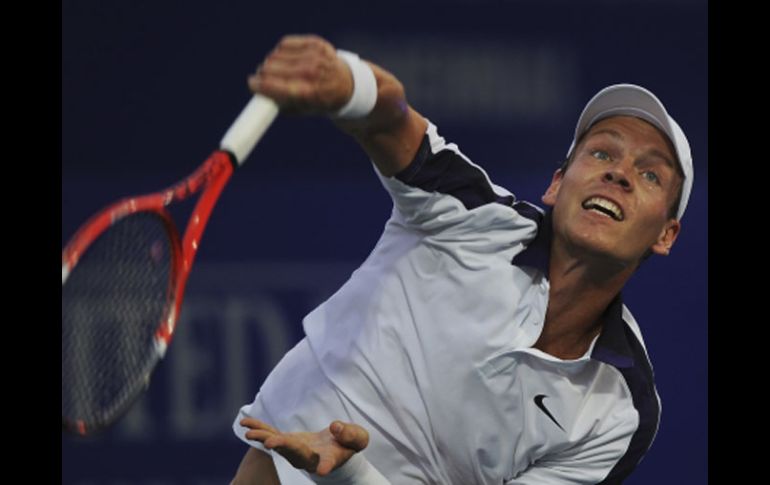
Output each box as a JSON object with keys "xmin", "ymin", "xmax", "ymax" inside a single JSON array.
[{"xmin": 233, "ymin": 121, "xmax": 661, "ymax": 484}]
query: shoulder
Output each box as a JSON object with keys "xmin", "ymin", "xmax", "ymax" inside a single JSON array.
[{"xmin": 390, "ymin": 120, "xmax": 516, "ymax": 211}]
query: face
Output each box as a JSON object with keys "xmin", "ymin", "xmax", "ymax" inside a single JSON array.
[{"xmin": 542, "ymin": 116, "xmax": 682, "ymax": 266}]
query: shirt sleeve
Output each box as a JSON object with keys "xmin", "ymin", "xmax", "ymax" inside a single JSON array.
[{"xmin": 376, "ymin": 120, "xmax": 517, "ymax": 235}]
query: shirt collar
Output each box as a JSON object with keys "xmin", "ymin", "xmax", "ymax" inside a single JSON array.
[
  {"xmin": 511, "ymin": 205, "xmax": 635, "ymax": 368},
  {"xmin": 591, "ymin": 293, "xmax": 634, "ymax": 368},
  {"xmin": 510, "ymin": 202, "xmax": 551, "ymax": 274}
]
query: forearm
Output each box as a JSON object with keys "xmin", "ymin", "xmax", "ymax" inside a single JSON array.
[
  {"xmin": 231, "ymin": 448, "xmax": 280, "ymax": 485},
  {"xmin": 334, "ymin": 63, "xmax": 427, "ymax": 177},
  {"xmin": 250, "ymin": 35, "xmax": 427, "ymax": 178}
]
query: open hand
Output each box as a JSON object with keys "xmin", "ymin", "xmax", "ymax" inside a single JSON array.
[{"xmin": 240, "ymin": 417, "xmax": 370, "ymax": 476}]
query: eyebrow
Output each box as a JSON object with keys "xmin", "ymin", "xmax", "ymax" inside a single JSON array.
[
  {"xmin": 587, "ymin": 128, "xmax": 624, "ymax": 142},
  {"xmin": 644, "ymin": 148, "xmax": 676, "ymax": 171},
  {"xmin": 586, "ymin": 128, "xmax": 676, "ymax": 170}
]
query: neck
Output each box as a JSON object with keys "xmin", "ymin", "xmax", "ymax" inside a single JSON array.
[{"xmin": 535, "ymin": 240, "xmax": 636, "ymax": 360}]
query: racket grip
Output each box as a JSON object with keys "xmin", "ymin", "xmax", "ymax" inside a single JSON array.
[{"xmin": 220, "ymin": 94, "xmax": 279, "ymax": 166}]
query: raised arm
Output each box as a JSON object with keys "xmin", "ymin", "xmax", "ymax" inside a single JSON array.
[{"xmin": 249, "ymin": 34, "xmax": 428, "ymax": 176}]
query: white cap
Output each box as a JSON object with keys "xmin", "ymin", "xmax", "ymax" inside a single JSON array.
[{"xmin": 566, "ymin": 84, "xmax": 693, "ymax": 221}]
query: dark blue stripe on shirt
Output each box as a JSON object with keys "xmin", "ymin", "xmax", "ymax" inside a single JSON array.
[
  {"xmin": 510, "ymin": 203, "xmax": 550, "ymax": 272},
  {"xmin": 597, "ymin": 328, "xmax": 660, "ymax": 484},
  {"xmin": 395, "ymin": 134, "xmax": 514, "ymax": 210}
]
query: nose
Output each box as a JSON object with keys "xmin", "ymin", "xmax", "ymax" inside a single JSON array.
[{"xmin": 602, "ymin": 168, "xmax": 631, "ymax": 190}]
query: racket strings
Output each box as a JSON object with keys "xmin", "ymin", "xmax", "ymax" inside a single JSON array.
[{"xmin": 62, "ymin": 212, "xmax": 175, "ymax": 432}]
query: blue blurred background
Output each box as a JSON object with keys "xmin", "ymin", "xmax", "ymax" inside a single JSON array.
[{"xmin": 62, "ymin": 1, "xmax": 707, "ymax": 483}]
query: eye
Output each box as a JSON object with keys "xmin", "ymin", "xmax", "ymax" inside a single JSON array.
[
  {"xmin": 642, "ymin": 170, "xmax": 660, "ymax": 184},
  {"xmin": 591, "ymin": 149, "xmax": 611, "ymax": 161}
]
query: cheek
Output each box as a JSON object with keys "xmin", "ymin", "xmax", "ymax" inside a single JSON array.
[
  {"xmin": 656, "ymin": 195, "xmax": 676, "ymax": 220},
  {"xmin": 636, "ymin": 200, "xmax": 672, "ymax": 236}
]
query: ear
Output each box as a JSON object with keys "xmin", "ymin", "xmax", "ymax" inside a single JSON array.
[
  {"xmin": 541, "ymin": 169, "xmax": 564, "ymax": 207},
  {"xmin": 649, "ymin": 219, "xmax": 681, "ymax": 256}
]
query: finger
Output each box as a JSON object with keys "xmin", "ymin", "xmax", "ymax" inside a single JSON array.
[
  {"xmin": 248, "ymin": 74, "xmax": 261, "ymax": 93},
  {"xmin": 239, "ymin": 417, "xmax": 273, "ymax": 431},
  {"xmin": 275, "ymin": 34, "xmax": 331, "ymax": 53},
  {"xmin": 262, "ymin": 434, "xmax": 288, "ymax": 449},
  {"xmin": 243, "ymin": 429, "xmax": 277, "ymax": 443},
  {"xmin": 251, "ymin": 44, "xmax": 323, "ymax": 85},
  {"xmin": 266, "ymin": 48, "xmax": 325, "ymax": 65},
  {"xmin": 262, "ymin": 51, "xmax": 337, "ymax": 88},
  {"xmin": 269, "ymin": 441, "xmax": 321, "ymax": 473},
  {"xmin": 256, "ymin": 78, "xmax": 310, "ymax": 100},
  {"xmin": 250, "ymin": 77, "xmax": 317, "ymax": 114},
  {"xmin": 250, "ymin": 61, "xmax": 309, "ymax": 91},
  {"xmin": 260, "ymin": 56, "xmax": 313, "ymax": 81},
  {"xmin": 330, "ymin": 421, "xmax": 369, "ymax": 452},
  {"xmin": 239, "ymin": 418, "xmax": 280, "ymax": 434}
]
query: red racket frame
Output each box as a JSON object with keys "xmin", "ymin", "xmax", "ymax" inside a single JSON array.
[{"xmin": 61, "ymin": 150, "xmax": 235, "ymax": 376}]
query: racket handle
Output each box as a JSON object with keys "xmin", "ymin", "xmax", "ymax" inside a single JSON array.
[{"xmin": 220, "ymin": 94, "xmax": 279, "ymax": 166}]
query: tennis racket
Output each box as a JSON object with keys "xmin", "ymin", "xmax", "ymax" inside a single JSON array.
[{"xmin": 62, "ymin": 94, "xmax": 279, "ymax": 436}]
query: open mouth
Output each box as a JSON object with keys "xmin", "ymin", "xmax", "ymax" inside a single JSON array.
[{"xmin": 582, "ymin": 197, "xmax": 624, "ymax": 221}]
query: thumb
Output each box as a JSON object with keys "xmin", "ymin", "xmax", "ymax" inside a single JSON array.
[{"xmin": 330, "ymin": 421, "xmax": 369, "ymax": 452}]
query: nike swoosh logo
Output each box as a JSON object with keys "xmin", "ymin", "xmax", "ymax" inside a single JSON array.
[{"xmin": 534, "ymin": 394, "xmax": 565, "ymax": 431}]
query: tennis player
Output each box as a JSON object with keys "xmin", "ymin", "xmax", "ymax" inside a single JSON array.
[{"xmin": 230, "ymin": 34, "xmax": 693, "ymax": 484}]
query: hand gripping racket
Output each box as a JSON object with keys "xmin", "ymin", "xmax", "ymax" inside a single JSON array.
[{"xmin": 61, "ymin": 94, "xmax": 279, "ymax": 436}]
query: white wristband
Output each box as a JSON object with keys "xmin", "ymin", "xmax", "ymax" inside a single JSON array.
[
  {"xmin": 334, "ymin": 50, "xmax": 378, "ymax": 119},
  {"xmin": 312, "ymin": 453, "xmax": 391, "ymax": 484}
]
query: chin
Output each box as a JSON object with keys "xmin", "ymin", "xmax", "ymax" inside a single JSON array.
[{"xmin": 567, "ymin": 232, "xmax": 636, "ymax": 265}]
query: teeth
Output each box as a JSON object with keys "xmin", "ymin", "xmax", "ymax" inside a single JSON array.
[{"xmin": 582, "ymin": 197, "xmax": 623, "ymax": 221}]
